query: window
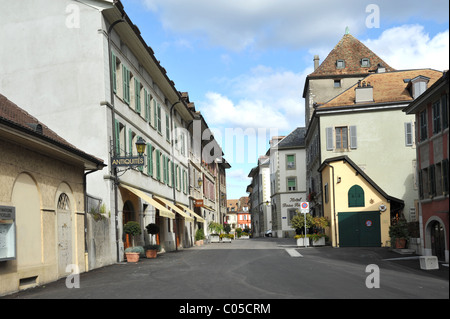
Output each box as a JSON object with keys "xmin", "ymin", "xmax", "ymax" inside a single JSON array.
[
  {"xmin": 287, "ymin": 177, "xmax": 296, "ymax": 191},
  {"xmin": 335, "ymin": 126, "xmax": 348, "ymax": 149},
  {"xmin": 429, "ymin": 164, "xmax": 436, "ymax": 196},
  {"xmin": 336, "ymin": 60, "xmax": 345, "ymax": 69},
  {"xmin": 111, "ymin": 52, "xmax": 117, "ymax": 93},
  {"xmin": 361, "ymin": 58, "xmax": 370, "ymax": 67},
  {"xmin": 114, "ymin": 120, "xmax": 125, "ymax": 156},
  {"xmin": 286, "ymin": 154, "xmax": 295, "ymax": 169},
  {"xmin": 334, "ymin": 79, "xmax": 341, "ymax": 88},
  {"xmin": 405, "ymin": 122, "xmax": 414, "ymax": 146},
  {"xmin": 134, "ymin": 78, "xmax": 141, "ymax": 114},
  {"xmin": 181, "ymin": 132, "xmax": 186, "ymax": 155},
  {"xmin": 156, "ymin": 103, "xmax": 162, "ymax": 134},
  {"xmin": 432, "ymin": 100, "xmax": 441, "ymax": 134},
  {"xmin": 122, "ymin": 65, "xmax": 130, "ymax": 104},
  {"xmin": 443, "ymin": 159, "xmax": 449, "ymax": 194},
  {"xmin": 288, "ymin": 209, "xmax": 297, "ymax": 225},
  {"xmin": 166, "ymin": 113, "xmax": 170, "ymax": 142},
  {"xmin": 324, "ymin": 183, "xmax": 329, "ymax": 204},
  {"xmin": 144, "ymin": 89, "xmax": 151, "ymax": 123},
  {"xmin": 348, "ymin": 185, "xmax": 364, "ymax": 207},
  {"xmin": 442, "ymin": 94, "xmax": 448, "ymax": 129},
  {"xmin": 128, "ymin": 129, "xmax": 135, "ymax": 156},
  {"xmin": 146, "ymin": 143, "xmax": 153, "ymax": 177},
  {"xmin": 420, "ymin": 110, "xmax": 427, "ymax": 141}
]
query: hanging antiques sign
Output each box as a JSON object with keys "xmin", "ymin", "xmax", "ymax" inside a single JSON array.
[{"xmin": 111, "ymin": 156, "xmax": 144, "ymax": 167}]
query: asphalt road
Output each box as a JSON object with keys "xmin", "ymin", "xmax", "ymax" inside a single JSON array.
[{"xmin": 2, "ymin": 237, "xmax": 448, "ymax": 301}]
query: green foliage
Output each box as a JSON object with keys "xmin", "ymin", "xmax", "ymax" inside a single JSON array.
[
  {"xmin": 144, "ymin": 244, "xmax": 161, "ymax": 251},
  {"xmin": 195, "ymin": 228, "xmax": 205, "ymax": 241},
  {"xmin": 290, "ymin": 213, "xmax": 314, "ymax": 231},
  {"xmin": 208, "ymin": 221, "xmax": 223, "ymax": 234},
  {"xmin": 235, "ymin": 228, "xmax": 242, "ymax": 237},
  {"xmin": 223, "ymin": 224, "xmax": 231, "ymax": 234},
  {"xmin": 145, "ymin": 223, "xmax": 160, "ymax": 235},
  {"xmin": 125, "ymin": 246, "xmax": 144, "ymax": 255},
  {"xmin": 389, "ymin": 218, "xmax": 409, "ymax": 239},
  {"xmin": 219, "ymin": 233, "xmax": 234, "ymax": 239},
  {"xmin": 313, "ymin": 217, "xmax": 330, "ymax": 229},
  {"xmin": 123, "ymin": 221, "xmax": 142, "ymax": 236}
]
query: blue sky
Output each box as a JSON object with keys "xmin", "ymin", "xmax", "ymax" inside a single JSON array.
[{"xmin": 121, "ymin": 0, "xmax": 449, "ymax": 199}]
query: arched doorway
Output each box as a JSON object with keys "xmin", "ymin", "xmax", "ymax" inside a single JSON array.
[
  {"xmin": 122, "ymin": 200, "xmax": 135, "ymax": 250},
  {"xmin": 430, "ymin": 221, "xmax": 445, "ymax": 261}
]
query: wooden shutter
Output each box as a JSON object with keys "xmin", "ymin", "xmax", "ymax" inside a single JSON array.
[
  {"xmin": 156, "ymin": 149, "xmax": 161, "ymax": 181},
  {"xmin": 147, "ymin": 143, "xmax": 153, "ymax": 177},
  {"xmin": 114, "ymin": 120, "xmax": 120, "ymax": 156},
  {"xmin": 326, "ymin": 127, "xmax": 334, "ymax": 151},
  {"xmin": 349, "ymin": 126, "xmax": 357, "ymax": 149},
  {"xmin": 134, "ymin": 78, "xmax": 141, "ymax": 114},
  {"xmin": 404, "ymin": 122, "xmax": 413, "ymax": 146},
  {"xmin": 111, "ymin": 52, "xmax": 117, "ymax": 93}
]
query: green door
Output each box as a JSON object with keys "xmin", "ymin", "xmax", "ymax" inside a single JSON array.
[{"xmin": 338, "ymin": 212, "xmax": 381, "ymax": 247}]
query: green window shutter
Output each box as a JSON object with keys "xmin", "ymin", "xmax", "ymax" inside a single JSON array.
[
  {"xmin": 348, "ymin": 185, "xmax": 364, "ymax": 207},
  {"xmin": 171, "ymin": 162, "xmax": 174, "ymax": 187},
  {"xmin": 114, "ymin": 119, "xmax": 120, "ymax": 156},
  {"xmin": 156, "ymin": 149, "xmax": 161, "ymax": 181},
  {"xmin": 111, "ymin": 52, "xmax": 117, "ymax": 93},
  {"xmin": 147, "ymin": 143, "xmax": 153, "ymax": 176},
  {"xmin": 144, "ymin": 89, "xmax": 149, "ymax": 121},
  {"xmin": 162, "ymin": 154, "xmax": 166, "ymax": 183},
  {"xmin": 153, "ymin": 99, "xmax": 157, "ymax": 129},
  {"xmin": 157, "ymin": 103, "xmax": 162, "ymax": 133},
  {"xmin": 135, "ymin": 78, "xmax": 141, "ymax": 114},
  {"xmin": 166, "ymin": 114, "xmax": 170, "ymax": 141},
  {"xmin": 122, "ymin": 65, "xmax": 130, "ymax": 104},
  {"xmin": 175, "ymin": 164, "xmax": 179, "ymax": 189}
]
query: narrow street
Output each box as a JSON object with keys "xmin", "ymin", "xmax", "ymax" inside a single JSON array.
[{"xmin": 3, "ymin": 238, "xmax": 448, "ymax": 300}]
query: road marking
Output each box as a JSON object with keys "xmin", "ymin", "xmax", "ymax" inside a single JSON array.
[{"xmin": 285, "ymin": 248, "xmax": 303, "ymax": 257}]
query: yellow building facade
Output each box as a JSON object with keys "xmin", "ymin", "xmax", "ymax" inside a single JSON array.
[{"xmin": 319, "ymin": 156, "xmax": 404, "ymax": 247}]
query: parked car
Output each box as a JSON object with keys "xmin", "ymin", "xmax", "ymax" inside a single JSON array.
[{"xmin": 265, "ymin": 229, "xmax": 272, "ymax": 237}]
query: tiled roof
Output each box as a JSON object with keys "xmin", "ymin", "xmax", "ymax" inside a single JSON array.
[
  {"xmin": 309, "ymin": 33, "xmax": 395, "ymax": 77},
  {"xmin": 0, "ymin": 93, "xmax": 104, "ymax": 166},
  {"xmin": 319, "ymin": 69, "xmax": 443, "ymax": 108}
]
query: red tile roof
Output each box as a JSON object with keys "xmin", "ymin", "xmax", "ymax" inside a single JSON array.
[
  {"xmin": 0, "ymin": 93, "xmax": 104, "ymax": 167},
  {"xmin": 309, "ymin": 33, "xmax": 395, "ymax": 78},
  {"xmin": 319, "ymin": 69, "xmax": 443, "ymax": 108}
]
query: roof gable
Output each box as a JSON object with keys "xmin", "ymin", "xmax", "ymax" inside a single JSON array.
[{"xmin": 309, "ymin": 33, "xmax": 395, "ymax": 78}]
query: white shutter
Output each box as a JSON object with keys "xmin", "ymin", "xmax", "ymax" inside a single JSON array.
[
  {"xmin": 326, "ymin": 127, "xmax": 334, "ymax": 151},
  {"xmin": 349, "ymin": 126, "xmax": 357, "ymax": 149},
  {"xmin": 405, "ymin": 122, "xmax": 413, "ymax": 146}
]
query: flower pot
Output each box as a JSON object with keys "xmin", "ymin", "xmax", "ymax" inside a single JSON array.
[
  {"xmin": 312, "ymin": 237, "xmax": 325, "ymax": 246},
  {"xmin": 125, "ymin": 252, "xmax": 140, "ymax": 263},
  {"xmin": 395, "ymin": 238, "xmax": 407, "ymax": 249},
  {"xmin": 145, "ymin": 249, "xmax": 157, "ymax": 258},
  {"xmin": 210, "ymin": 236, "xmax": 220, "ymax": 243},
  {"xmin": 296, "ymin": 237, "xmax": 310, "ymax": 247},
  {"xmin": 195, "ymin": 240, "xmax": 203, "ymax": 246}
]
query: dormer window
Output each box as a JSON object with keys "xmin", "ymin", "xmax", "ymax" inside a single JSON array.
[
  {"xmin": 410, "ymin": 75, "xmax": 430, "ymax": 99},
  {"xmin": 336, "ymin": 60, "xmax": 345, "ymax": 69},
  {"xmin": 361, "ymin": 58, "xmax": 370, "ymax": 67}
]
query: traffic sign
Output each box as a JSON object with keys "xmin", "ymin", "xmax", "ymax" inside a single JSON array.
[{"xmin": 300, "ymin": 201, "xmax": 309, "ymax": 214}]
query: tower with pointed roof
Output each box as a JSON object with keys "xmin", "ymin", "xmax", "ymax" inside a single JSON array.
[{"xmin": 303, "ymin": 32, "xmax": 395, "ymax": 127}]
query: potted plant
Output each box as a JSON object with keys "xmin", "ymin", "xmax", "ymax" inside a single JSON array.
[
  {"xmin": 310, "ymin": 217, "xmax": 330, "ymax": 246},
  {"xmin": 123, "ymin": 221, "xmax": 142, "ymax": 262},
  {"xmin": 294, "ymin": 234, "xmax": 310, "ymax": 247},
  {"xmin": 145, "ymin": 223, "xmax": 160, "ymax": 258},
  {"xmin": 124, "ymin": 246, "xmax": 144, "ymax": 262},
  {"xmin": 220, "ymin": 233, "xmax": 233, "ymax": 243},
  {"xmin": 208, "ymin": 221, "xmax": 223, "ymax": 242},
  {"xmin": 389, "ymin": 218, "xmax": 409, "ymax": 249},
  {"xmin": 195, "ymin": 228, "xmax": 205, "ymax": 246},
  {"xmin": 143, "ymin": 244, "xmax": 160, "ymax": 258},
  {"xmin": 290, "ymin": 212, "xmax": 314, "ymax": 240}
]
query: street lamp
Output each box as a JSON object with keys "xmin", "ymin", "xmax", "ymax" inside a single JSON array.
[
  {"xmin": 197, "ymin": 177, "xmax": 203, "ymax": 188},
  {"xmin": 135, "ymin": 137, "xmax": 146, "ymax": 156}
]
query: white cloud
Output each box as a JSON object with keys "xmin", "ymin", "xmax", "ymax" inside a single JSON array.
[
  {"xmin": 363, "ymin": 25, "xmax": 449, "ymax": 71},
  {"xmin": 139, "ymin": 0, "xmax": 448, "ymax": 52}
]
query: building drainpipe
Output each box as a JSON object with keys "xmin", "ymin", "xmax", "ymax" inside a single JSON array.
[
  {"xmin": 107, "ymin": 15, "xmax": 126, "ymax": 262},
  {"xmin": 170, "ymin": 101, "xmax": 181, "ymax": 250},
  {"xmin": 324, "ymin": 163, "xmax": 338, "ymax": 247}
]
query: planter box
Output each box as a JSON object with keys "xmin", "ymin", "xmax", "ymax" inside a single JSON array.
[
  {"xmin": 145, "ymin": 250, "xmax": 157, "ymax": 258},
  {"xmin": 221, "ymin": 237, "xmax": 232, "ymax": 243},
  {"xmin": 240, "ymin": 235, "xmax": 249, "ymax": 239},
  {"xmin": 210, "ymin": 236, "xmax": 220, "ymax": 243},
  {"xmin": 125, "ymin": 252, "xmax": 139, "ymax": 262},
  {"xmin": 311, "ymin": 237, "xmax": 325, "ymax": 246},
  {"xmin": 296, "ymin": 238, "xmax": 310, "ymax": 247}
]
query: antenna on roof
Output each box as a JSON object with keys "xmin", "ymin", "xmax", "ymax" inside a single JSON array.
[{"xmin": 345, "ymin": 26, "xmax": 350, "ymax": 35}]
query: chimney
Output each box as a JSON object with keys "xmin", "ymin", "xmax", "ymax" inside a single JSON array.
[
  {"xmin": 314, "ymin": 55, "xmax": 320, "ymax": 70},
  {"xmin": 376, "ymin": 63, "xmax": 385, "ymax": 73},
  {"xmin": 355, "ymin": 81, "xmax": 374, "ymax": 103}
]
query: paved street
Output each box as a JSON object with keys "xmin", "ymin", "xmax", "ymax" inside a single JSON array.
[{"xmin": 2, "ymin": 237, "xmax": 448, "ymax": 301}]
